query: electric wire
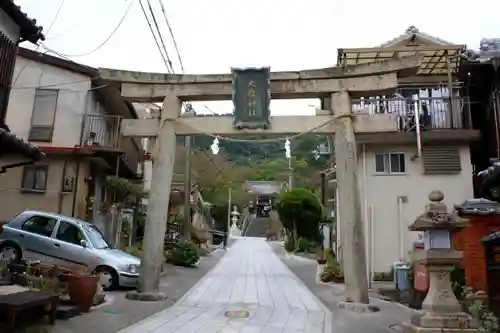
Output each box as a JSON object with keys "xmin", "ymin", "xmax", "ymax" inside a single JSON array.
[
  {"xmin": 12, "ymin": 0, "xmax": 66, "ymax": 86},
  {"xmin": 138, "ymin": 0, "xmax": 172, "ymax": 73},
  {"xmin": 45, "ymin": 0, "xmax": 66, "ymax": 37},
  {"xmin": 158, "ymin": 0, "xmax": 184, "ymax": 72},
  {"xmin": 147, "ymin": 2, "xmax": 228, "ymax": 178},
  {"xmin": 52, "ymin": 0, "xmax": 135, "ymax": 58},
  {"xmin": 146, "ymin": 0, "xmax": 174, "ymax": 73}
]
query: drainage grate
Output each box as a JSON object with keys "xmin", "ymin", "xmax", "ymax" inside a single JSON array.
[{"xmin": 225, "ymin": 310, "xmax": 250, "ymax": 318}]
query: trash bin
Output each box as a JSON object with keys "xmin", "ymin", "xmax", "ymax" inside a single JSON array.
[{"xmin": 394, "ymin": 261, "xmax": 411, "ymax": 291}]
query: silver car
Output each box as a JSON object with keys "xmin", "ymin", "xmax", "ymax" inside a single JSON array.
[{"xmin": 0, "ymin": 210, "xmax": 140, "ymax": 290}]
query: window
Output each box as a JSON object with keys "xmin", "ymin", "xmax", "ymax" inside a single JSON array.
[
  {"xmin": 83, "ymin": 224, "xmax": 108, "ymax": 249},
  {"xmin": 375, "ymin": 153, "xmax": 405, "ymax": 174},
  {"xmin": 21, "ymin": 216, "xmax": 57, "ymax": 237},
  {"xmin": 29, "ymin": 89, "xmax": 58, "ymax": 141},
  {"xmin": 55, "ymin": 221, "xmax": 85, "ymax": 245},
  {"xmin": 21, "ymin": 165, "xmax": 48, "ymax": 191}
]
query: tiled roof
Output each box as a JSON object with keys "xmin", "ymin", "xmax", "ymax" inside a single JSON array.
[
  {"xmin": 377, "ymin": 26, "xmax": 454, "ymax": 48},
  {"xmin": 0, "ymin": 0, "xmax": 44, "ymax": 43},
  {"xmin": 0, "ymin": 127, "xmax": 44, "ymax": 161}
]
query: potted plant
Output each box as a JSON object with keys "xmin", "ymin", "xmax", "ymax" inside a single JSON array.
[{"xmin": 66, "ymin": 271, "xmax": 99, "ymax": 312}]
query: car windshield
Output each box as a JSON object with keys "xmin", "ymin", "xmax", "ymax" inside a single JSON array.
[{"xmin": 83, "ymin": 224, "xmax": 109, "ymax": 249}]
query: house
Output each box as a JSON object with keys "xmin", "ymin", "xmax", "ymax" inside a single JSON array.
[
  {"xmin": 0, "ymin": 48, "xmax": 143, "ymax": 233},
  {"xmin": 332, "ymin": 26, "xmax": 479, "ymax": 276},
  {"xmin": 0, "ymin": 1, "xmax": 45, "ymax": 173}
]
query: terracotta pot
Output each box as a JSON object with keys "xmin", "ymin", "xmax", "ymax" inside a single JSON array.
[{"xmin": 67, "ymin": 274, "xmax": 99, "ymax": 312}]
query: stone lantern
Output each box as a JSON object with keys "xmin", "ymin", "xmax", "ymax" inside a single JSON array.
[
  {"xmin": 229, "ymin": 206, "xmax": 241, "ymax": 238},
  {"xmin": 404, "ymin": 190, "xmax": 478, "ymax": 333}
]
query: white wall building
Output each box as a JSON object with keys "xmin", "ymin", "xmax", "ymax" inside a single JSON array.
[{"xmin": 332, "ymin": 26, "xmax": 478, "ymax": 276}]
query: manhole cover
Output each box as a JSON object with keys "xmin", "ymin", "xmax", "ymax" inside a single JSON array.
[{"xmin": 225, "ymin": 310, "xmax": 250, "ymax": 318}]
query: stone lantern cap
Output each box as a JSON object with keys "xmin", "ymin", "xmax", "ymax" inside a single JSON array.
[{"xmin": 408, "ymin": 190, "xmax": 468, "ymax": 232}]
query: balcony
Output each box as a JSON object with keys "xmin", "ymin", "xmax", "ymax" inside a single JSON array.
[
  {"xmin": 82, "ymin": 114, "xmax": 143, "ymax": 178},
  {"xmin": 81, "ymin": 114, "xmax": 121, "ymax": 149},
  {"xmin": 352, "ymin": 96, "xmax": 472, "ymax": 132}
]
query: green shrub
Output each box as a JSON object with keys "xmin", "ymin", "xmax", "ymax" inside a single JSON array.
[
  {"xmin": 324, "ymin": 248, "xmax": 337, "ymax": 265},
  {"xmin": 277, "ymin": 188, "xmax": 323, "ymax": 241},
  {"xmin": 320, "ymin": 253, "xmax": 344, "ymax": 283},
  {"xmin": 284, "ymin": 238, "xmax": 295, "ymax": 252},
  {"xmin": 295, "ymin": 237, "xmax": 316, "ymax": 253},
  {"xmin": 165, "ymin": 240, "xmax": 200, "ymax": 267}
]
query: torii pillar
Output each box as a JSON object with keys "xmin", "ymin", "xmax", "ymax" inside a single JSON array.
[
  {"xmin": 332, "ymin": 90, "xmax": 369, "ymax": 303},
  {"xmin": 127, "ymin": 95, "xmax": 181, "ymax": 301}
]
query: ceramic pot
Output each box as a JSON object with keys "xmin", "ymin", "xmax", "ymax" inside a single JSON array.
[
  {"xmin": 316, "ymin": 259, "xmax": 327, "ymax": 265},
  {"xmin": 7, "ymin": 262, "xmax": 27, "ymax": 274},
  {"xmin": 67, "ymin": 274, "xmax": 99, "ymax": 312}
]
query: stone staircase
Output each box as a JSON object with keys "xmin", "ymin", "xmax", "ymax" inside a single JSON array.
[{"xmin": 243, "ymin": 216, "xmax": 270, "ymax": 238}]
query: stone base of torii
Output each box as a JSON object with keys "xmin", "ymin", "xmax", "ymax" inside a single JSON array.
[{"xmin": 99, "ymin": 56, "xmax": 423, "ymax": 305}]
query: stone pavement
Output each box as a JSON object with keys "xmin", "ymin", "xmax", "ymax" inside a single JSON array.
[
  {"xmin": 271, "ymin": 243, "xmax": 415, "ymax": 333},
  {"xmin": 119, "ymin": 237, "xmax": 331, "ymax": 333}
]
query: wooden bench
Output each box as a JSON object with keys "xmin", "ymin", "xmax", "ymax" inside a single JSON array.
[{"xmin": 0, "ymin": 290, "xmax": 59, "ymax": 332}]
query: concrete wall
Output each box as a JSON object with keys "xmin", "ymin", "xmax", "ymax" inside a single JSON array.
[
  {"xmin": 0, "ymin": 9, "xmax": 20, "ymax": 42},
  {"xmin": 6, "ymin": 56, "xmax": 94, "ymax": 148},
  {"xmin": 351, "ymin": 143, "xmax": 473, "ymax": 274},
  {"xmin": 0, "ymin": 156, "xmax": 90, "ymax": 222}
]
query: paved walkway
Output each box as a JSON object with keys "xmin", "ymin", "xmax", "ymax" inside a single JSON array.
[{"xmin": 119, "ymin": 237, "xmax": 331, "ymax": 333}]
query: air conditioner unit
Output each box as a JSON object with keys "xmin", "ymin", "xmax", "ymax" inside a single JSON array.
[{"xmin": 86, "ymin": 132, "xmax": 98, "ymax": 146}]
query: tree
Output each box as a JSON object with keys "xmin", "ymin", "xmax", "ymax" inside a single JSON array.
[{"xmin": 276, "ymin": 188, "xmax": 323, "ymax": 243}]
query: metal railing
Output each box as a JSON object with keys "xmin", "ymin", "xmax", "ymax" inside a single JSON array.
[
  {"xmin": 120, "ymin": 137, "xmax": 142, "ymax": 176},
  {"xmin": 82, "ymin": 114, "xmax": 143, "ymax": 176},
  {"xmin": 352, "ymin": 96, "xmax": 472, "ymax": 131},
  {"xmin": 81, "ymin": 114, "xmax": 121, "ymax": 148}
]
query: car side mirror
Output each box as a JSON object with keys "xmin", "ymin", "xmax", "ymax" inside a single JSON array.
[{"xmin": 80, "ymin": 240, "xmax": 89, "ymax": 248}]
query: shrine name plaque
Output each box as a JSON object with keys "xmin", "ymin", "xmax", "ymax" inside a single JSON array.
[{"xmin": 232, "ymin": 67, "xmax": 271, "ymax": 130}]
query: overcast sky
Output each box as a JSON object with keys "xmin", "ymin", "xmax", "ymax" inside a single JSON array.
[{"xmin": 16, "ymin": 0, "xmax": 499, "ymax": 115}]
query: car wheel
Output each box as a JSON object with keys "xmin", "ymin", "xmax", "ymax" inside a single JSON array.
[
  {"xmin": 95, "ymin": 266, "xmax": 119, "ymax": 291},
  {"xmin": 0, "ymin": 243, "xmax": 21, "ymax": 262}
]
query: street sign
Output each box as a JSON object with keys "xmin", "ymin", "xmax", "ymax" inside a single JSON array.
[{"xmin": 232, "ymin": 67, "xmax": 271, "ymax": 129}]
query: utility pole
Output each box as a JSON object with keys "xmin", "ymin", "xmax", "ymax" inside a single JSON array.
[
  {"xmin": 331, "ymin": 91, "xmax": 369, "ymax": 304},
  {"xmin": 183, "ymin": 135, "xmax": 192, "ymax": 240}
]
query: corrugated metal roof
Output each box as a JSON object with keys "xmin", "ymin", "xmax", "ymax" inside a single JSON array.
[{"xmin": 337, "ymin": 26, "xmax": 465, "ymax": 75}]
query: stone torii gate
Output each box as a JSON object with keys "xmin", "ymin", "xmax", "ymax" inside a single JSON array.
[{"xmin": 99, "ymin": 56, "xmax": 421, "ymax": 303}]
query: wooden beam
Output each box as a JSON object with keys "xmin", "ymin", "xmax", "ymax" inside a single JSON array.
[
  {"xmin": 121, "ymin": 113, "xmax": 398, "ymax": 137},
  {"xmin": 339, "ymin": 44, "xmax": 465, "ymax": 55}
]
